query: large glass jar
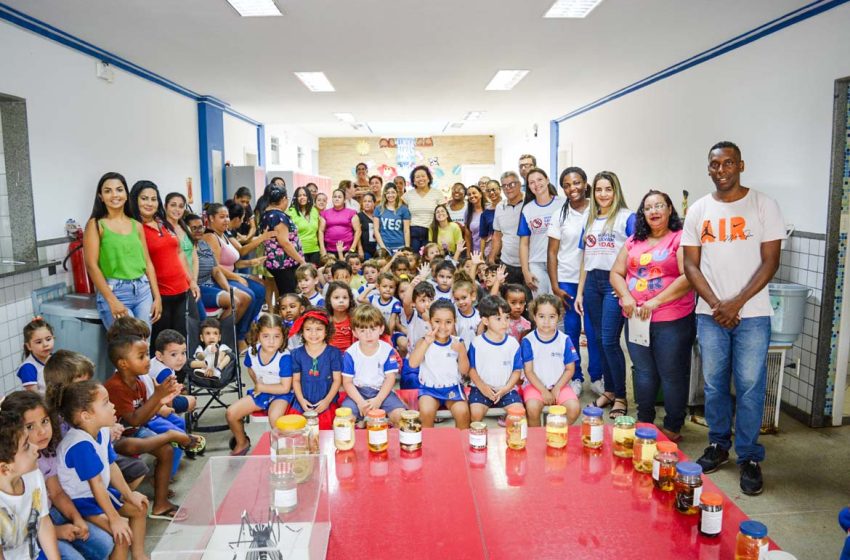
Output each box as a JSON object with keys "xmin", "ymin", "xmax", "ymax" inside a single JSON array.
[
  {"xmin": 505, "ymin": 404, "xmax": 528, "ymax": 450},
  {"xmin": 581, "ymin": 406, "xmax": 604, "ymax": 449},
  {"xmin": 366, "ymin": 409, "xmax": 389, "ymax": 453},
  {"xmin": 735, "ymin": 520, "xmax": 769, "ymax": 559},
  {"xmin": 652, "ymin": 441, "xmax": 679, "ymax": 491},
  {"xmin": 545, "ymin": 405, "xmax": 568, "ymax": 448},
  {"xmin": 674, "ymin": 461, "xmax": 704, "ymax": 515},
  {"xmin": 272, "ymin": 414, "xmax": 308, "ymax": 462},
  {"xmin": 632, "ymin": 427, "xmax": 657, "ymax": 473},
  {"xmin": 399, "ymin": 410, "xmax": 422, "ymax": 452},
  {"xmin": 612, "ymin": 415, "xmax": 636, "ymax": 457},
  {"xmin": 303, "ymin": 410, "xmax": 320, "ymax": 453},
  {"xmin": 333, "ymin": 407, "xmax": 355, "ymax": 451}
]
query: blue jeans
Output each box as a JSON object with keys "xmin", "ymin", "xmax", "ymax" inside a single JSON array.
[
  {"xmin": 410, "ymin": 226, "xmax": 429, "ymax": 252},
  {"xmin": 50, "ymin": 507, "xmax": 114, "ymax": 560},
  {"xmin": 559, "ymin": 282, "xmax": 601, "ymax": 383},
  {"xmin": 583, "ymin": 269, "xmax": 626, "ymax": 398},
  {"xmin": 627, "ymin": 314, "xmax": 695, "ymax": 432},
  {"xmin": 229, "ymin": 277, "xmax": 266, "ymax": 341},
  {"xmin": 95, "ymin": 277, "xmax": 152, "ymax": 330},
  {"xmin": 697, "ymin": 314, "xmax": 771, "ymax": 463}
]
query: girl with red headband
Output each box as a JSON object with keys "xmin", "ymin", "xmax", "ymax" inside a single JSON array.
[{"xmin": 289, "ymin": 310, "xmax": 343, "ymax": 429}]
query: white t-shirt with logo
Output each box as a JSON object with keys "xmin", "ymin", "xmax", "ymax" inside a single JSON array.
[
  {"xmin": 342, "ymin": 340, "xmax": 399, "ymax": 390},
  {"xmin": 547, "ymin": 202, "xmax": 589, "ymax": 283},
  {"xmin": 681, "ymin": 188, "xmax": 785, "ymax": 318},
  {"xmin": 468, "ymin": 333, "xmax": 522, "ymax": 387},
  {"xmin": 582, "ymin": 209, "xmax": 635, "ymax": 272},
  {"xmin": 493, "ymin": 199, "xmax": 524, "ymax": 267},
  {"xmin": 517, "ymin": 196, "xmax": 566, "ymax": 263}
]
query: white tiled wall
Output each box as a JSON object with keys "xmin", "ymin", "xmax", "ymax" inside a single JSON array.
[
  {"xmin": 774, "ymin": 234, "xmax": 826, "ymax": 416},
  {"xmin": 0, "ymin": 111, "xmax": 12, "ymax": 259},
  {"xmin": 0, "ymin": 243, "xmax": 72, "ymax": 395}
]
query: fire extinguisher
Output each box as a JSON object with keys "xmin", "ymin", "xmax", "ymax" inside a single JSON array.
[{"xmin": 63, "ymin": 219, "xmax": 93, "ymax": 294}]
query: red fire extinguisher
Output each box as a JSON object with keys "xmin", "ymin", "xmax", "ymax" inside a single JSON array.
[{"xmin": 63, "ymin": 220, "xmax": 93, "ymax": 294}]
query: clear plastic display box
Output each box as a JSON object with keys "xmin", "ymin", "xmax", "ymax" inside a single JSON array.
[{"xmin": 152, "ymin": 455, "xmax": 330, "ymax": 560}]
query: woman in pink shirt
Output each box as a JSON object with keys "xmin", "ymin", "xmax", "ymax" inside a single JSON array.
[
  {"xmin": 610, "ymin": 190, "xmax": 695, "ymax": 442},
  {"xmin": 319, "ymin": 189, "xmax": 361, "ymax": 256}
]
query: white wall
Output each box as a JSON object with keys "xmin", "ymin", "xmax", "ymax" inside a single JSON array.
[
  {"xmin": 495, "ymin": 123, "xmax": 550, "ymax": 178},
  {"xmin": 556, "ymin": 5, "xmax": 850, "ymax": 234},
  {"xmin": 223, "ymin": 113, "xmax": 258, "ymax": 166},
  {"xmin": 0, "ymin": 22, "xmax": 201, "ymax": 240},
  {"xmin": 264, "ymin": 124, "xmax": 319, "ymax": 174}
]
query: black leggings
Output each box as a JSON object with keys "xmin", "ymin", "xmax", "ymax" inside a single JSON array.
[
  {"xmin": 150, "ymin": 290, "xmax": 197, "ymax": 349},
  {"xmin": 304, "ymin": 251, "xmax": 321, "ymax": 265},
  {"xmin": 269, "ymin": 267, "xmax": 297, "ymax": 297}
]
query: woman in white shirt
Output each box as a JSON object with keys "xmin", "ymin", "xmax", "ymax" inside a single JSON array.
[
  {"xmin": 402, "ymin": 166, "xmax": 445, "ymax": 252},
  {"xmin": 574, "ymin": 171, "xmax": 635, "ymax": 418},
  {"xmin": 518, "ymin": 168, "xmax": 563, "ymax": 297}
]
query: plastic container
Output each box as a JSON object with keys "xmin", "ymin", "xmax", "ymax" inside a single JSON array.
[
  {"xmin": 581, "ymin": 406, "xmax": 604, "ymax": 449},
  {"xmin": 768, "ymin": 282, "xmax": 810, "ymax": 343},
  {"xmin": 652, "ymin": 441, "xmax": 679, "ymax": 491},
  {"xmin": 735, "ymin": 520, "xmax": 769, "ymax": 559},
  {"xmin": 269, "ymin": 460, "xmax": 297, "ymax": 514},
  {"xmin": 632, "ymin": 427, "xmax": 657, "ymax": 473},
  {"xmin": 699, "ymin": 492, "xmax": 723, "ymax": 537},
  {"xmin": 366, "ymin": 409, "xmax": 389, "ymax": 453},
  {"xmin": 545, "ymin": 405, "xmax": 568, "ymax": 449},
  {"xmin": 333, "ymin": 407, "xmax": 355, "ymax": 451},
  {"xmin": 612, "ymin": 415, "xmax": 636, "ymax": 457},
  {"xmin": 39, "ymin": 291, "xmax": 112, "ymax": 381},
  {"xmin": 505, "ymin": 405, "xmax": 528, "ymax": 450},
  {"xmin": 469, "ymin": 422, "xmax": 487, "ymax": 450},
  {"xmin": 303, "ymin": 410, "xmax": 319, "ymax": 453},
  {"xmin": 399, "ymin": 410, "xmax": 422, "ymax": 452},
  {"xmin": 674, "ymin": 461, "xmax": 703, "ymax": 515}
]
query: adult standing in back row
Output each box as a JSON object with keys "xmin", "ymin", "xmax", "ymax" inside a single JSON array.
[
  {"xmin": 403, "ymin": 165, "xmax": 444, "ymax": 252},
  {"xmin": 488, "ymin": 171, "xmax": 525, "ymax": 285},
  {"xmin": 682, "ymin": 141, "xmax": 785, "ymax": 496}
]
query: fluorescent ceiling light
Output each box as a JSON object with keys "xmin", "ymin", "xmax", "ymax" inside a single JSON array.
[
  {"xmin": 544, "ymin": 0, "xmax": 604, "ymax": 18},
  {"xmin": 485, "ymin": 70, "xmax": 529, "ymax": 91},
  {"xmin": 225, "ymin": 0, "xmax": 282, "ymax": 17},
  {"xmin": 333, "ymin": 112, "xmax": 356, "ymax": 123},
  {"xmin": 294, "ymin": 72, "xmax": 335, "ymax": 92},
  {"xmin": 463, "ymin": 111, "xmax": 485, "ymax": 121}
]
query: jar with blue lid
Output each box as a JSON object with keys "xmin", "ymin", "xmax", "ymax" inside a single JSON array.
[
  {"xmin": 632, "ymin": 427, "xmax": 657, "ymax": 473},
  {"xmin": 736, "ymin": 520, "xmax": 769, "ymax": 558},
  {"xmin": 581, "ymin": 406, "xmax": 604, "ymax": 449},
  {"xmin": 674, "ymin": 461, "xmax": 703, "ymax": 515}
]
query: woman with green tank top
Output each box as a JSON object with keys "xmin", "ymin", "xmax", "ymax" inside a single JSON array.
[{"xmin": 83, "ymin": 172, "xmax": 161, "ymax": 329}]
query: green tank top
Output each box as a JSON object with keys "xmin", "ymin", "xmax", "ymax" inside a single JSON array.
[
  {"xmin": 178, "ymin": 230, "xmax": 194, "ymax": 271},
  {"xmin": 98, "ymin": 220, "xmax": 147, "ymax": 280}
]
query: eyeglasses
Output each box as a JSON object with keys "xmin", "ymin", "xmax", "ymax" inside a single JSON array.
[
  {"xmin": 501, "ymin": 181, "xmax": 520, "ymax": 189},
  {"xmin": 642, "ymin": 203, "xmax": 667, "ymax": 213},
  {"xmin": 189, "ymin": 225, "xmax": 205, "ymax": 231}
]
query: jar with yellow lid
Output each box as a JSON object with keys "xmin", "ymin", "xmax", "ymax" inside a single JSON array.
[
  {"xmin": 272, "ymin": 414, "xmax": 312, "ymax": 483},
  {"xmin": 612, "ymin": 415, "xmax": 635, "ymax": 457},
  {"xmin": 366, "ymin": 409, "xmax": 389, "ymax": 453},
  {"xmin": 333, "ymin": 407, "xmax": 355, "ymax": 451},
  {"xmin": 505, "ymin": 404, "xmax": 528, "ymax": 450},
  {"xmin": 545, "ymin": 405, "xmax": 568, "ymax": 449},
  {"xmin": 632, "ymin": 427, "xmax": 657, "ymax": 473},
  {"xmin": 399, "ymin": 410, "xmax": 422, "ymax": 452}
]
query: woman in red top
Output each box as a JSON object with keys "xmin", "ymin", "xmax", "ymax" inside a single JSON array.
[{"xmin": 130, "ymin": 181, "xmax": 199, "ymax": 346}]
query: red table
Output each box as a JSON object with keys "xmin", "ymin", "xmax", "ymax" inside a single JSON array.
[{"xmin": 252, "ymin": 426, "xmax": 779, "ymax": 559}]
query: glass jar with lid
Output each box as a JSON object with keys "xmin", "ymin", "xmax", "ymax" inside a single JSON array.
[
  {"xmin": 333, "ymin": 407, "xmax": 355, "ymax": 451},
  {"xmin": 399, "ymin": 410, "xmax": 423, "ymax": 452},
  {"xmin": 272, "ymin": 414, "xmax": 308, "ymax": 462},
  {"xmin": 303, "ymin": 410, "xmax": 320, "ymax": 453},
  {"xmin": 545, "ymin": 405, "xmax": 568, "ymax": 449},
  {"xmin": 632, "ymin": 427, "xmax": 657, "ymax": 473},
  {"xmin": 652, "ymin": 441, "xmax": 679, "ymax": 491},
  {"xmin": 674, "ymin": 461, "xmax": 704, "ymax": 515},
  {"xmin": 366, "ymin": 409, "xmax": 389, "ymax": 453},
  {"xmin": 581, "ymin": 406, "xmax": 604, "ymax": 449},
  {"xmin": 469, "ymin": 422, "xmax": 487, "ymax": 450},
  {"xmin": 699, "ymin": 492, "xmax": 723, "ymax": 538},
  {"xmin": 612, "ymin": 415, "xmax": 636, "ymax": 457},
  {"xmin": 505, "ymin": 404, "xmax": 528, "ymax": 450},
  {"xmin": 735, "ymin": 520, "xmax": 769, "ymax": 559}
]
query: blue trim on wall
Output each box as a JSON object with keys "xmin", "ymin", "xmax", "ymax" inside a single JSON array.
[
  {"xmin": 549, "ymin": 121, "xmax": 560, "ymax": 182},
  {"xmin": 257, "ymin": 124, "xmax": 266, "ymax": 168},
  {"xmin": 198, "ymin": 101, "xmax": 225, "ymax": 204}
]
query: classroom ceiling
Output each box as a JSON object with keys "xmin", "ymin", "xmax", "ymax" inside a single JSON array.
[{"xmin": 4, "ymin": 0, "xmax": 808, "ymax": 136}]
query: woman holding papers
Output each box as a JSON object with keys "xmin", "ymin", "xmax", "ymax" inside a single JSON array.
[{"xmin": 610, "ymin": 190, "xmax": 695, "ymax": 441}]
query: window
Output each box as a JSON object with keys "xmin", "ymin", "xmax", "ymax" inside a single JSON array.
[
  {"xmin": 296, "ymin": 145, "xmax": 304, "ymax": 170},
  {"xmin": 270, "ymin": 136, "xmax": 280, "ymax": 165}
]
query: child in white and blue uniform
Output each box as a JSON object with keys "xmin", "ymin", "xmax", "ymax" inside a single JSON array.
[
  {"xmin": 16, "ymin": 318, "xmax": 55, "ymax": 394},
  {"xmin": 409, "ymin": 300, "xmax": 471, "ymax": 428},
  {"xmin": 467, "ymin": 295, "xmax": 524, "ymax": 422}
]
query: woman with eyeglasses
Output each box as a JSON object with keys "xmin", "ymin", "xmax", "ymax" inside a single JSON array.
[
  {"xmin": 609, "ymin": 190, "xmax": 695, "ymax": 441},
  {"xmin": 574, "ymin": 171, "xmax": 635, "ymax": 419},
  {"xmin": 129, "ymin": 181, "xmax": 198, "ymax": 344}
]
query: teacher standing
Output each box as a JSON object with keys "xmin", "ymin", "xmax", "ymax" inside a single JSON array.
[{"xmin": 403, "ymin": 165, "xmax": 444, "ymax": 252}]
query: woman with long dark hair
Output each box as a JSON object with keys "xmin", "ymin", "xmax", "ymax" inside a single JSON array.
[
  {"xmin": 428, "ymin": 204, "xmax": 463, "ymax": 254},
  {"xmin": 83, "ymin": 172, "xmax": 161, "ymax": 329},
  {"xmin": 130, "ymin": 181, "xmax": 198, "ymax": 342},
  {"xmin": 357, "ymin": 192, "xmax": 378, "ymax": 259},
  {"xmin": 373, "ymin": 183, "xmax": 410, "ymax": 253},
  {"xmin": 403, "ymin": 165, "xmax": 444, "ymax": 252},
  {"xmin": 518, "ymin": 168, "xmax": 562, "ymax": 297},
  {"xmin": 286, "ymin": 186, "xmax": 323, "ymax": 265},
  {"xmin": 261, "ymin": 186, "xmax": 307, "ymax": 295},
  {"xmin": 463, "ymin": 185, "xmax": 488, "ymax": 254},
  {"xmin": 610, "ymin": 190, "xmax": 695, "ymax": 441}
]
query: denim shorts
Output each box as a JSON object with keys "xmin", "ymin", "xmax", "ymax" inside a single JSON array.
[
  {"xmin": 95, "ymin": 276, "xmax": 152, "ymax": 329},
  {"xmin": 468, "ymin": 387, "xmax": 522, "ymax": 408},
  {"xmin": 341, "ymin": 386, "xmax": 406, "ymax": 420}
]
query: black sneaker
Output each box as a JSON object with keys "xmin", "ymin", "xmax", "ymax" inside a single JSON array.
[
  {"xmin": 696, "ymin": 443, "xmax": 730, "ymax": 474},
  {"xmin": 740, "ymin": 460, "xmax": 764, "ymax": 495}
]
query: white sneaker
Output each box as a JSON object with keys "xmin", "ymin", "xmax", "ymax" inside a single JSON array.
[
  {"xmin": 570, "ymin": 379, "xmax": 583, "ymax": 398},
  {"xmin": 590, "ymin": 379, "xmax": 605, "ymax": 397}
]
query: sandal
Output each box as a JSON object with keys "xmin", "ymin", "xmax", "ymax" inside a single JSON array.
[
  {"xmin": 182, "ymin": 434, "xmax": 207, "ymax": 454},
  {"xmin": 229, "ymin": 436, "xmax": 251, "ymax": 456},
  {"xmin": 609, "ymin": 399, "xmax": 628, "ymax": 419},
  {"xmin": 660, "ymin": 427, "xmax": 683, "ymax": 443},
  {"xmin": 595, "ymin": 393, "xmax": 615, "ymax": 408},
  {"xmin": 149, "ymin": 504, "xmax": 188, "ymax": 522}
]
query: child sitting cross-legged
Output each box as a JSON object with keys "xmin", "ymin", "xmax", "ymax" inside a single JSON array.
[
  {"xmin": 288, "ymin": 309, "xmax": 343, "ymax": 429},
  {"xmin": 0, "ymin": 407, "xmax": 60, "ymax": 560},
  {"xmin": 467, "ymin": 295, "xmax": 524, "ymax": 422},
  {"xmin": 340, "ymin": 305, "xmax": 406, "ymax": 426},
  {"xmin": 189, "ymin": 318, "xmax": 232, "ymax": 379}
]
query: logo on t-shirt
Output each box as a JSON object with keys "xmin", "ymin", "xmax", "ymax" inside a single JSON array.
[
  {"xmin": 585, "ymin": 234, "xmax": 597, "ymax": 248},
  {"xmin": 700, "ymin": 217, "xmax": 751, "ymax": 243}
]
